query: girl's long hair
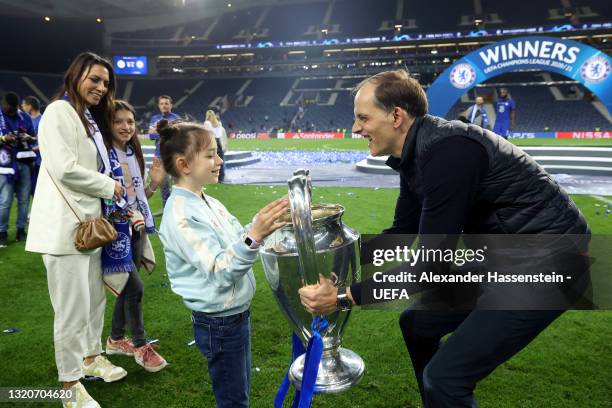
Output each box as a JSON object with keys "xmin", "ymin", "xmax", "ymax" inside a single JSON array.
[
  {"xmin": 105, "ymin": 100, "xmax": 146, "ymax": 178},
  {"xmin": 54, "ymin": 52, "xmax": 116, "ymax": 139}
]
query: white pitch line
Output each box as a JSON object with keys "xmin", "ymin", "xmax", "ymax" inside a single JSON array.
[{"xmin": 590, "ymin": 195, "xmax": 612, "ymax": 205}]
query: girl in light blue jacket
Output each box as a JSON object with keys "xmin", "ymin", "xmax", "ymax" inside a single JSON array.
[{"xmin": 157, "ymin": 119, "xmax": 287, "ymax": 408}]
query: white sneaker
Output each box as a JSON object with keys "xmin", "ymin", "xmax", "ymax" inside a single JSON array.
[
  {"xmin": 83, "ymin": 355, "xmax": 127, "ymax": 382},
  {"xmin": 62, "ymin": 382, "xmax": 100, "ymax": 408}
]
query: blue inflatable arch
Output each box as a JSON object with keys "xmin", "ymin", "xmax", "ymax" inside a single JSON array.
[{"xmin": 426, "ymin": 36, "xmax": 612, "ymax": 118}]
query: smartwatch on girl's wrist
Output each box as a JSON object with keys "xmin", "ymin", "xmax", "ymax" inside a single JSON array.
[{"xmin": 243, "ymin": 233, "xmax": 261, "ymax": 249}]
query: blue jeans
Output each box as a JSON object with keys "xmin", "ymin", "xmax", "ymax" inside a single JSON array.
[
  {"xmin": 192, "ymin": 309, "xmax": 251, "ymax": 408},
  {"xmin": 0, "ymin": 162, "xmax": 31, "ymax": 232}
]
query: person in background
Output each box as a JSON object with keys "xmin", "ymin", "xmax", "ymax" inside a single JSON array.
[
  {"xmin": 0, "ymin": 91, "xmax": 36, "ymax": 246},
  {"xmin": 148, "ymin": 95, "xmax": 180, "ymax": 209},
  {"xmin": 465, "ymin": 96, "xmax": 490, "ymax": 130},
  {"xmin": 204, "ymin": 109, "xmax": 228, "ymax": 182},
  {"xmin": 493, "ymin": 88, "xmax": 516, "ymax": 138},
  {"xmin": 21, "ymin": 96, "xmax": 42, "ymax": 194}
]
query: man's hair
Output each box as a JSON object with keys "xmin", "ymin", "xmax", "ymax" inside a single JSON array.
[
  {"xmin": 158, "ymin": 95, "xmax": 173, "ymax": 103},
  {"xmin": 24, "ymin": 96, "xmax": 40, "ymax": 111},
  {"xmin": 353, "ymin": 70, "xmax": 428, "ymax": 118},
  {"xmin": 2, "ymin": 92, "xmax": 20, "ymax": 108}
]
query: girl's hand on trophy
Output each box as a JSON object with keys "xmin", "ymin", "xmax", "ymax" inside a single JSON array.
[
  {"xmin": 249, "ymin": 196, "xmax": 289, "ymax": 241},
  {"xmin": 299, "ymin": 274, "xmax": 338, "ymax": 315}
]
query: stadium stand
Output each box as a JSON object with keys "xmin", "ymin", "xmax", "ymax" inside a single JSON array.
[{"xmin": 1, "ymin": 70, "xmax": 609, "ymax": 133}]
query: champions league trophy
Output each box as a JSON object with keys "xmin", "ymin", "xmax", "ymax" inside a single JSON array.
[{"xmin": 260, "ymin": 169, "xmax": 365, "ymax": 393}]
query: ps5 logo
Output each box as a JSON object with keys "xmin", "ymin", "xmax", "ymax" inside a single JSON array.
[
  {"xmin": 580, "ymin": 55, "xmax": 611, "ymax": 84},
  {"xmin": 449, "ymin": 63, "xmax": 476, "ymax": 89}
]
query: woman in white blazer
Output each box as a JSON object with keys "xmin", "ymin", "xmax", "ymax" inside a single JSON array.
[{"xmin": 26, "ymin": 52, "xmax": 127, "ymax": 408}]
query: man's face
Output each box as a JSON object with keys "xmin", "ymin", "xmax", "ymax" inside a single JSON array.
[
  {"xmin": 158, "ymin": 98, "xmax": 172, "ymax": 114},
  {"xmin": 475, "ymin": 96, "xmax": 484, "ymax": 106},
  {"xmin": 499, "ymin": 89, "xmax": 508, "ymax": 98},
  {"xmin": 21, "ymin": 102, "xmax": 32, "ymax": 114},
  {"xmin": 352, "ymin": 82, "xmax": 398, "ymax": 157}
]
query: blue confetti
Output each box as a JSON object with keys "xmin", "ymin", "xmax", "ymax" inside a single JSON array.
[
  {"xmin": 146, "ymin": 338, "xmax": 159, "ymax": 344},
  {"xmin": 347, "ymin": 192, "xmax": 355, "ymax": 196},
  {"xmin": 249, "ymin": 151, "xmax": 368, "ymax": 166},
  {"xmin": 595, "ymin": 212, "xmax": 601, "ymax": 215}
]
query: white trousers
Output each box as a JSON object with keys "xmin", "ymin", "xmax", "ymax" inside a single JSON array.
[{"xmin": 43, "ymin": 251, "xmax": 106, "ymax": 382}]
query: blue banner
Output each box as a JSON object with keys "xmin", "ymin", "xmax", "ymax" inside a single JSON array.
[{"xmin": 426, "ymin": 36, "xmax": 612, "ymax": 118}]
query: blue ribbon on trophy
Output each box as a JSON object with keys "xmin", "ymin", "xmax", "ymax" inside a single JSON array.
[{"xmin": 275, "ymin": 317, "xmax": 329, "ymax": 408}]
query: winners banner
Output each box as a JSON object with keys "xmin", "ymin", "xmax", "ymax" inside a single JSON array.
[{"xmin": 427, "ymin": 36, "xmax": 612, "ymax": 118}]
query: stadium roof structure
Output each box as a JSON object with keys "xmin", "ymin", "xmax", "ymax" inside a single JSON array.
[{"xmin": 0, "ymin": 0, "xmax": 327, "ymax": 23}]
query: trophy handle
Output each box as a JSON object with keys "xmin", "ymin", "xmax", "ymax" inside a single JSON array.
[{"xmin": 288, "ymin": 169, "xmax": 319, "ymax": 286}]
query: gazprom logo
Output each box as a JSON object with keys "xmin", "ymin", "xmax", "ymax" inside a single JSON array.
[
  {"xmin": 449, "ymin": 63, "xmax": 476, "ymax": 89},
  {"xmin": 580, "ymin": 55, "xmax": 611, "ymax": 84}
]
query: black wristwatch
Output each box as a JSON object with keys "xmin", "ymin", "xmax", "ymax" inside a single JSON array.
[{"xmin": 336, "ymin": 286, "xmax": 351, "ymax": 311}]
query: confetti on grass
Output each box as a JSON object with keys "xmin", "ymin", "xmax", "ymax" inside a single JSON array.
[{"xmin": 3, "ymin": 327, "xmax": 20, "ymax": 334}]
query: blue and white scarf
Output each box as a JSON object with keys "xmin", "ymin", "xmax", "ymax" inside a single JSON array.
[
  {"xmin": 83, "ymin": 109, "xmax": 132, "ymax": 275},
  {"xmin": 109, "ymin": 146, "xmax": 155, "ymax": 234},
  {"xmin": 102, "ymin": 141, "xmax": 156, "ymax": 275}
]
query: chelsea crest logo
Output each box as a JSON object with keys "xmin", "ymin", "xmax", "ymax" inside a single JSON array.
[
  {"xmin": 105, "ymin": 232, "xmax": 131, "ymax": 260},
  {"xmin": 450, "ymin": 63, "xmax": 476, "ymax": 89},
  {"xmin": 580, "ymin": 56, "xmax": 611, "ymax": 84}
]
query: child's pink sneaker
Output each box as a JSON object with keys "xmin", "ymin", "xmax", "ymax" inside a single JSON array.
[
  {"xmin": 134, "ymin": 343, "xmax": 168, "ymax": 373},
  {"xmin": 106, "ymin": 336, "xmax": 135, "ymax": 356}
]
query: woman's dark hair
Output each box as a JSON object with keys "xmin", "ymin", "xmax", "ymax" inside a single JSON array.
[
  {"xmin": 103, "ymin": 100, "xmax": 145, "ymax": 178},
  {"xmin": 158, "ymin": 120, "xmax": 213, "ymax": 179},
  {"xmin": 54, "ymin": 52, "xmax": 116, "ymax": 139}
]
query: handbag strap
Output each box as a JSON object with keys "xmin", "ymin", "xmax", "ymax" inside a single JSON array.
[{"xmin": 45, "ymin": 167, "xmax": 84, "ymax": 223}]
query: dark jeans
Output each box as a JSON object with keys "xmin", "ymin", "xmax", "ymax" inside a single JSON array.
[
  {"xmin": 192, "ymin": 309, "xmax": 251, "ymax": 408},
  {"xmin": 111, "ymin": 229, "xmax": 146, "ymax": 347},
  {"xmin": 154, "ymin": 140, "xmax": 171, "ymax": 208},
  {"xmin": 215, "ymin": 138, "xmax": 225, "ymax": 182},
  {"xmin": 399, "ymin": 309, "xmax": 563, "ymax": 408}
]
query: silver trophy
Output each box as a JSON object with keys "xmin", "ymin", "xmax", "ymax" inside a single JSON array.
[{"xmin": 260, "ymin": 169, "xmax": 365, "ymax": 393}]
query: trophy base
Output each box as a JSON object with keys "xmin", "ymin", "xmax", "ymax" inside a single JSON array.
[{"xmin": 289, "ymin": 347, "xmax": 365, "ymax": 394}]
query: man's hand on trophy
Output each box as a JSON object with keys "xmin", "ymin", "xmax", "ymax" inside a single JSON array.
[
  {"xmin": 248, "ymin": 196, "xmax": 290, "ymax": 242},
  {"xmin": 299, "ymin": 274, "xmax": 339, "ymax": 315}
]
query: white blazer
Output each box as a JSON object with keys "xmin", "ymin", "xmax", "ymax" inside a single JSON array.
[{"xmin": 26, "ymin": 100, "xmax": 115, "ymax": 255}]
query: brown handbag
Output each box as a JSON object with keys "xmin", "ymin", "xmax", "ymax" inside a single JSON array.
[{"xmin": 47, "ymin": 168, "xmax": 117, "ymax": 250}]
